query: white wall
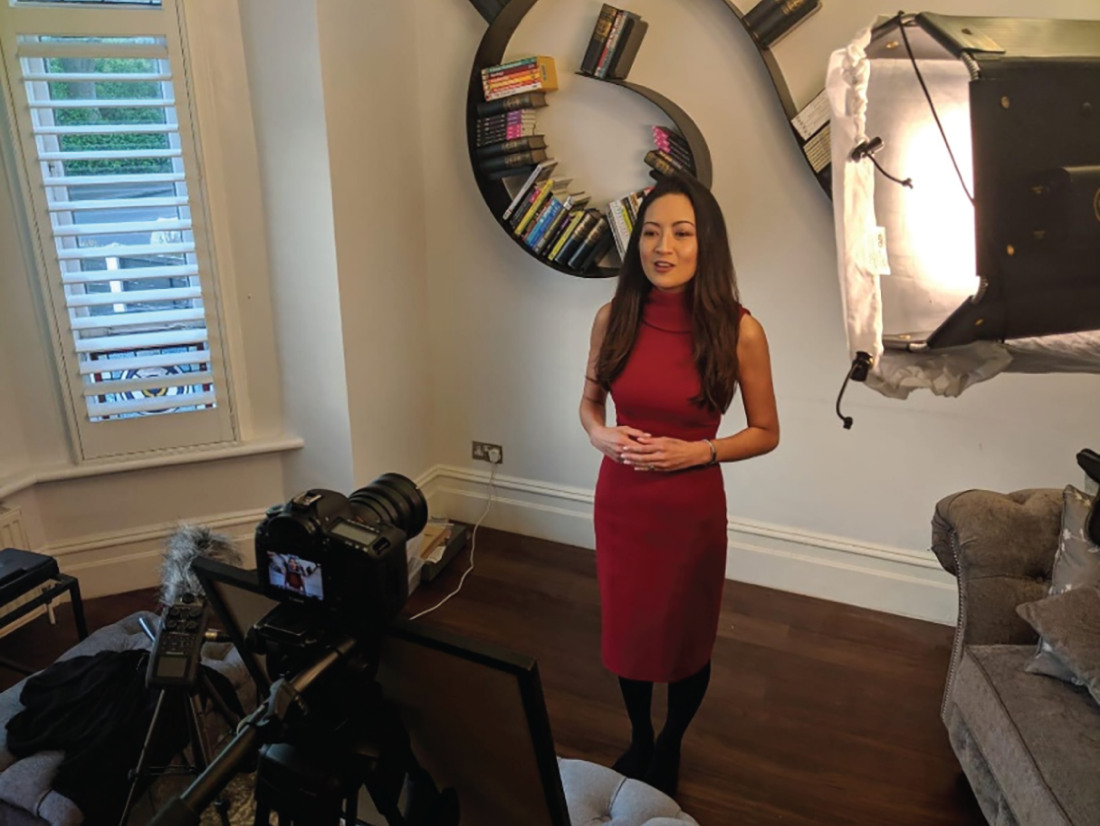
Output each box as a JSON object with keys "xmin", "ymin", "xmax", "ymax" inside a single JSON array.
[
  {"xmin": 238, "ymin": 0, "xmax": 356, "ymax": 495},
  {"xmin": 412, "ymin": 0, "xmax": 1100, "ymax": 620},
  {"xmin": 316, "ymin": 0, "xmax": 435, "ymax": 487},
  {"xmin": 238, "ymin": 0, "xmax": 435, "ymax": 493}
]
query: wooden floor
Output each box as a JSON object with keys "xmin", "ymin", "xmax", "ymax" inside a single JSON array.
[{"xmin": 0, "ymin": 528, "xmax": 983, "ymax": 825}]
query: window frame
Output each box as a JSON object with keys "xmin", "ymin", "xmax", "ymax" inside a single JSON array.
[{"xmin": 0, "ymin": 0, "xmax": 238, "ymax": 461}]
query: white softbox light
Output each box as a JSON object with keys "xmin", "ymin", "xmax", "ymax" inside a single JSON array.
[{"xmin": 827, "ymin": 13, "xmax": 1100, "ymax": 398}]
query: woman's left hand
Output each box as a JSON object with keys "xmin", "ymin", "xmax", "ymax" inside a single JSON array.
[{"xmin": 621, "ymin": 437, "xmax": 710, "ymax": 472}]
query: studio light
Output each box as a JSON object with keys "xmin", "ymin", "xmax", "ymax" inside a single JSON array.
[{"xmin": 828, "ymin": 13, "xmax": 1100, "ymax": 403}]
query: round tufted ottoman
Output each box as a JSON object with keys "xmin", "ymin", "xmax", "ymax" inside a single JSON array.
[{"xmin": 558, "ymin": 757, "xmax": 700, "ymax": 826}]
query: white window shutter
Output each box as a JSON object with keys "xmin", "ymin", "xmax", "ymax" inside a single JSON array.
[{"xmin": 0, "ymin": 0, "xmax": 236, "ymax": 460}]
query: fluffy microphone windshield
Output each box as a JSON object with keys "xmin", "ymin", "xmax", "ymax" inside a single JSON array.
[{"xmin": 159, "ymin": 524, "xmax": 243, "ymax": 606}]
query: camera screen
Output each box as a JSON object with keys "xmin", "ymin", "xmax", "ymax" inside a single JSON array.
[{"xmin": 266, "ymin": 552, "xmax": 324, "ymax": 601}]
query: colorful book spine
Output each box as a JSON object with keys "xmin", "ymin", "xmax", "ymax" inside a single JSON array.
[{"xmin": 482, "ymin": 56, "xmax": 559, "ymax": 101}]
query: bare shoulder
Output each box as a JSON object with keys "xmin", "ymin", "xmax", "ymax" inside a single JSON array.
[
  {"xmin": 738, "ymin": 313, "xmax": 768, "ymax": 347},
  {"xmin": 591, "ymin": 301, "xmax": 613, "ymax": 341},
  {"xmin": 594, "ymin": 301, "xmax": 612, "ymax": 328}
]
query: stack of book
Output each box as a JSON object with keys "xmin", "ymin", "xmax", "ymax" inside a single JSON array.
[
  {"xmin": 607, "ymin": 186, "xmax": 654, "ymax": 258},
  {"xmin": 503, "ymin": 161, "xmax": 613, "ymax": 273},
  {"xmin": 644, "ymin": 125, "xmax": 696, "ymax": 178},
  {"xmin": 579, "ymin": 4, "xmax": 649, "ymax": 79},
  {"xmin": 480, "ymin": 55, "xmax": 559, "ymax": 101},
  {"xmin": 476, "ymin": 57, "xmax": 560, "ymax": 181}
]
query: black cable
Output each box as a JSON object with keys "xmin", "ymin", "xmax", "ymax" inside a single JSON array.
[
  {"xmin": 850, "ymin": 136, "xmax": 913, "ymax": 190},
  {"xmin": 835, "ymin": 367, "xmax": 855, "ymax": 430},
  {"xmin": 897, "ymin": 12, "xmax": 974, "ymax": 205},
  {"xmin": 836, "ymin": 352, "xmax": 873, "ymax": 430},
  {"xmin": 868, "ymin": 154, "xmax": 913, "ymax": 189}
]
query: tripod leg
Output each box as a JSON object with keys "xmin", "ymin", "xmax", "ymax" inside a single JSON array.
[
  {"xmin": 199, "ymin": 671, "xmax": 241, "ymax": 730},
  {"xmin": 186, "ymin": 691, "xmax": 213, "ymax": 771},
  {"xmin": 343, "ymin": 788, "xmax": 358, "ymax": 826},
  {"xmin": 186, "ymin": 689, "xmax": 235, "ymax": 826},
  {"xmin": 118, "ymin": 689, "xmax": 170, "ymax": 826}
]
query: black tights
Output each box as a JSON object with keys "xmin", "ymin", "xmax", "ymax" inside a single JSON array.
[{"xmin": 612, "ymin": 661, "xmax": 711, "ymax": 796}]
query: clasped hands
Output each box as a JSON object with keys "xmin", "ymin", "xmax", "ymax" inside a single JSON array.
[{"xmin": 591, "ymin": 426, "xmax": 711, "ymax": 472}]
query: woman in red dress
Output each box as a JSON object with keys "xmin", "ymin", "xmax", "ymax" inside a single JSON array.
[{"xmin": 579, "ymin": 173, "xmax": 780, "ymax": 798}]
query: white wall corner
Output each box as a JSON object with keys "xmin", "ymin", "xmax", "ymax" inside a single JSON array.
[{"xmin": 421, "ymin": 465, "xmax": 958, "ymax": 626}]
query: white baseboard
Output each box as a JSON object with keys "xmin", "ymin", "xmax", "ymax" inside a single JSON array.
[
  {"xmin": 423, "ymin": 465, "xmax": 958, "ymax": 626},
  {"xmin": 37, "ymin": 465, "xmax": 958, "ymax": 625},
  {"xmin": 43, "ymin": 510, "xmax": 267, "ymax": 600}
]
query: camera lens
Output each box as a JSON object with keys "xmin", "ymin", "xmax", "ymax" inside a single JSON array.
[{"xmin": 347, "ymin": 473, "xmax": 428, "ymax": 539}]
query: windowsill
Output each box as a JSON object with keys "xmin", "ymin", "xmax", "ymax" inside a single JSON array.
[{"xmin": 0, "ymin": 435, "xmax": 304, "ymax": 500}]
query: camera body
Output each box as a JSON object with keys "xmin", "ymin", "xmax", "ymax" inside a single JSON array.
[{"xmin": 255, "ymin": 474, "xmax": 427, "ymax": 635}]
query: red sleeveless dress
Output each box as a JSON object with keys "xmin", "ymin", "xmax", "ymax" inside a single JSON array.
[{"xmin": 594, "ymin": 288, "xmax": 744, "ymax": 683}]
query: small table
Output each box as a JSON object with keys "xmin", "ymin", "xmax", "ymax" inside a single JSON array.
[{"xmin": 0, "ymin": 547, "xmax": 88, "ymax": 675}]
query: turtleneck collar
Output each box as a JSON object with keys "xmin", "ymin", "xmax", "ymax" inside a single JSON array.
[{"xmin": 643, "ymin": 287, "xmax": 693, "ymax": 333}]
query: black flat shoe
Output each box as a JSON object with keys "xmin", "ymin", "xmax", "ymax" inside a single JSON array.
[
  {"xmin": 612, "ymin": 738, "xmax": 654, "ymax": 781},
  {"xmin": 645, "ymin": 741, "xmax": 681, "ymax": 799}
]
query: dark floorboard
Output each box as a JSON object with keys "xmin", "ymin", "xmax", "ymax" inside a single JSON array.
[{"xmin": 0, "ymin": 528, "xmax": 983, "ymax": 825}]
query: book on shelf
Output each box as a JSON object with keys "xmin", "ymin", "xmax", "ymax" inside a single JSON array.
[
  {"xmin": 567, "ymin": 217, "xmax": 613, "ymax": 273},
  {"xmin": 530, "ymin": 192, "xmax": 591, "ymax": 255},
  {"xmin": 644, "ymin": 150, "xmax": 682, "ymax": 178},
  {"xmin": 606, "ymin": 187, "xmax": 653, "ymax": 257},
  {"xmin": 552, "ymin": 209, "xmax": 601, "ymax": 265},
  {"xmin": 475, "ymin": 111, "xmax": 538, "ymax": 147},
  {"xmin": 481, "ymin": 56, "xmax": 559, "ymax": 101},
  {"xmin": 479, "ymin": 148, "xmax": 550, "ymax": 174},
  {"xmin": 502, "ymin": 160, "xmax": 558, "ymax": 222},
  {"xmin": 580, "ymin": 6, "xmax": 649, "ymax": 80},
  {"xmin": 512, "ymin": 177, "xmax": 572, "ymax": 235},
  {"xmin": 742, "ymin": 0, "xmax": 821, "ymax": 49},
  {"xmin": 581, "ymin": 4, "xmax": 618, "ymax": 75},
  {"xmin": 485, "ymin": 164, "xmax": 536, "ymax": 181},
  {"xmin": 651, "ymin": 126, "xmax": 695, "ymax": 172},
  {"xmin": 475, "ymin": 135, "xmax": 548, "ymax": 160},
  {"xmin": 476, "ymin": 91, "xmax": 548, "ymax": 118}
]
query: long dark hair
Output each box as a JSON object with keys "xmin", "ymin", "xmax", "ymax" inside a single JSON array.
[{"xmin": 596, "ymin": 173, "xmax": 742, "ymax": 414}]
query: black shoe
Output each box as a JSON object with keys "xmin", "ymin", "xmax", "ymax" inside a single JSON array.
[
  {"xmin": 612, "ymin": 737, "xmax": 654, "ymax": 781},
  {"xmin": 645, "ymin": 738, "xmax": 681, "ymax": 799}
]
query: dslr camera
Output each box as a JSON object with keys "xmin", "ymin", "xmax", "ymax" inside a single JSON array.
[{"xmin": 254, "ymin": 472, "xmax": 428, "ymax": 638}]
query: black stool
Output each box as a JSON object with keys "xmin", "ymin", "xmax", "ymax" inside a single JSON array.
[{"xmin": 0, "ymin": 547, "xmax": 88, "ymax": 675}]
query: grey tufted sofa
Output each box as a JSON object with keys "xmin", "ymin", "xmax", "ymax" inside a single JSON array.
[
  {"xmin": 931, "ymin": 488, "xmax": 1100, "ymax": 826},
  {"xmin": 558, "ymin": 757, "xmax": 699, "ymax": 826}
]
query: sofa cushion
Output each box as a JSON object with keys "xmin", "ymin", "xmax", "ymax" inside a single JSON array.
[
  {"xmin": 953, "ymin": 644, "xmax": 1100, "ymax": 826},
  {"xmin": 1018, "ymin": 585, "xmax": 1100, "ymax": 706},
  {"xmin": 1028, "ymin": 487, "xmax": 1100, "ymax": 683}
]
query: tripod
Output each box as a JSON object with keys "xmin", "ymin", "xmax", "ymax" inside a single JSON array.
[
  {"xmin": 119, "ymin": 616, "xmax": 240, "ymax": 826},
  {"xmin": 147, "ymin": 634, "xmax": 459, "ymax": 826}
]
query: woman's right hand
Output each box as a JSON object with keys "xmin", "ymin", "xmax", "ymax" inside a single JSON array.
[{"xmin": 589, "ymin": 425, "xmax": 652, "ymax": 463}]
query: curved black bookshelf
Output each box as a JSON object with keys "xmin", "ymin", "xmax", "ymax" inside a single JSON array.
[
  {"xmin": 466, "ymin": 0, "xmax": 828, "ymax": 279},
  {"xmin": 467, "ymin": 0, "xmax": 713, "ymax": 278}
]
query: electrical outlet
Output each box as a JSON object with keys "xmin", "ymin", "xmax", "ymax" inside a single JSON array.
[{"xmin": 472, "ymin": 441, "xmax": 503, "ymax": 464}]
